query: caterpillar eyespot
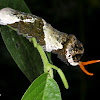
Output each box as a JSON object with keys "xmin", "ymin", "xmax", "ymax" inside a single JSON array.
[{"xmin": 0, "ymin": 7, "xmax": 100, "ymax": 76}]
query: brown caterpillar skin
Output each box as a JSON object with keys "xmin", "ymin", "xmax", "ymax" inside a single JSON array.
[
  {"xmin": 0, "ymin": 8, "xmax": 84, "ymax": 66},
  {"xmin": 9, "ymin": 17, "xmax": 45, "ymax": 46}
]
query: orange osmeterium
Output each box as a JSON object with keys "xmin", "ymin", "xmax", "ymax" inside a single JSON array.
[{"xmin": 79, "ymin": 60, "xmax": 100, "ymax": 76}]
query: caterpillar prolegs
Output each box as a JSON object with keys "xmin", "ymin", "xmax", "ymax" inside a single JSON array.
[{"xmin": 0, "ymin": 7, "xmax": 100, "ymax": 76}]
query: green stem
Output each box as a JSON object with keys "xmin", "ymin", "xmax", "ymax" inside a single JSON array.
[
  {"xmin": 46, "ymin": 52, "xmax": 53, "ymax": 64},
  {"xmin": 31, "ymin": 37, "xmax": 69, "ymax": 89},
  {"xmin": 7, "ymin": 25, "xmax": 17, "ymax": 31},
  {"xmin": 31, "ymin": 37, "xmax": 53, "ymax": 78},
  {"xmin": 50, "ymin": 65, "xmax": 69, "ymax": 89}
]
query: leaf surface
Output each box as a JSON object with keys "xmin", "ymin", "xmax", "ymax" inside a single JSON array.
[
  {"xmin": 21, "ymin": 73, "xmax": 62, "ymax": 100},
  {"xmin": 0, "ymin": 0, "xmax": 43, "ymax": 82}
]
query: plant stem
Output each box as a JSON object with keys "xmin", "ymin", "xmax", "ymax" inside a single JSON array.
[
  {"xmin": 50, "ymin": 64, "xmax": 69, "ymax": 89},
  {"xmin": 7, "ymin": 25, "xmax": 17, "ymax": 31},
  {"xmin": 31, "ymin": 37, "xmax": 69, "ymax": 89},
  {"xmin": 31, "ymin": 37, "xmax": 53, "ymax": 78}
]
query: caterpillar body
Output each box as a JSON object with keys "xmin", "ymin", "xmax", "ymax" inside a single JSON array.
[{"xmin": 0, "ymin": 8, "xmax": 84, "ymax": 66}]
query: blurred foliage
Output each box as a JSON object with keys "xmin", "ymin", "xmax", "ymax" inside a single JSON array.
[{"xmin": 88, "ymin": 0, "xmax": 100, "ymax": 8}]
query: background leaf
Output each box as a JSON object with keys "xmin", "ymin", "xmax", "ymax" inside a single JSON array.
[
  {"xmin": 0, "ymin": 0, "xmax": 30, "ymax": 12},
  {"xmin": 0, "ymin": 0, "xmax": 43, "ymax": 82},
  {"xmin": 21, "ymin": 73, "xmax": 62, "ymax": 100}
]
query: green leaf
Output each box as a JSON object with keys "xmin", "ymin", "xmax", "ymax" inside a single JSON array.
[
  {"xmin": 0, "ymin": 0, "xmax": 43, "ymax": 82},
  {"xmin": 0, "ymin": 0, "xmax": 30, "ymax": 12},
  {"xmin": 21, "ymin": 73, "xmax": 62, "ymax": 100}
]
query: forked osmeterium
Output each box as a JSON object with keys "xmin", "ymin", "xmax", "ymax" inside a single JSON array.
[{"xmin": 0, "ymin": 7, "xmax": 100, "ymax": 76}]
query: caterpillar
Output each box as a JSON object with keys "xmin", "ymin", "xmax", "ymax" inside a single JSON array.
[{"xmin": 0, "ymin": 7, "xmax": 100, "ymax": 76}]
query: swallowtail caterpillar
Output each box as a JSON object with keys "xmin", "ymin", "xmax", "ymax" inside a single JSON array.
[{"xmin": 0, "ymin": 7, "xmax": 100, "ymax": 76}]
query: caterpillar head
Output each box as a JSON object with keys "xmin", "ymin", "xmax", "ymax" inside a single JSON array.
[
  {"xmin": 54, "ymin": 34, "xmax": 84, "ymax": 66},
  {"xmin": 57, "ymin": 34, "xmax": 100, "ymax": 76},
  {"xmin": 64, "ymin": 34, "xmax": 84, "ymax": 66}
]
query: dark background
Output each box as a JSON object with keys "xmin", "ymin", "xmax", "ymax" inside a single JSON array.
[{"xmin": 0, "ymin": 0, "xmax": 100, "ymax": 100}]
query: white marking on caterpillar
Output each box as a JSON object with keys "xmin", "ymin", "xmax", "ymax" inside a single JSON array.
[
  {"xmin": 23, "ymin": 17, "xmax": 37, "ymax": 23},
  {"xmin": 66, "ymin": 49, "xmax": 79, "ymax": 66},
  {"xmin": 0, "ymin": 8, "xmax": 37, "ymax": 25},
  {"xmin": 0, "ymin": 8, "xmax": 20, "ymax": 25},
  {"xmin": 42, "ymin": 19, "xmax": 63, "ymax": 52}
]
